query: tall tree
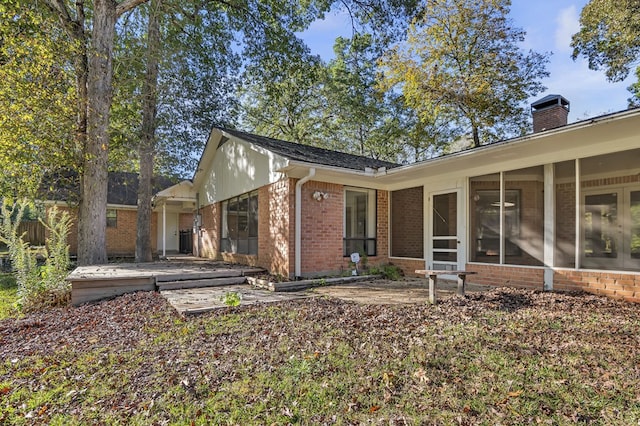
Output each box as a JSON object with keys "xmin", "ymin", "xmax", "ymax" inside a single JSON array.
[
  {"xmin": 0, "ymin": 1, "xmax": 77, "ymax": 197},
  {"xmin": 240, "ymin": 46, "xmax": 329, "ymax": 147},
  {"xmin": 325, "ymin": 34, "xmax": 413, "ymax": 161},
  {"xmin": 380, "ymin": 0, "xmax": 549, "ymax": 147},
  {"xmin": 41, "ymin": 0, "xmax": 150, "ymax": 265},
  {"xmin": 571, "ymin": 0, "xmax": 640, "ymax": 106},
  {"xmin": 135, "ymin": 0, "xmax": 161, "ymax": 262}
]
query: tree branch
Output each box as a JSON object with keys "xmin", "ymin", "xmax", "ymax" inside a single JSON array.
[
  {"xmin": 116, "ymin": 0, "xmax": 150, "ymax": 17},
  {"xmin": 42, "ymin": 0, "xmax": 81, "ymax": 40}
]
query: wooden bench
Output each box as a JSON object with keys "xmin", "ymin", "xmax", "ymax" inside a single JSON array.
[{"xmin": 415, "ymin": 270, "xmax": 477, "ymax": 304}]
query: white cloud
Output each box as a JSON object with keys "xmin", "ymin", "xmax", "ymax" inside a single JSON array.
[{"xmin": 555, "ymin": 6, "xmax": 580, "ymax": 53}]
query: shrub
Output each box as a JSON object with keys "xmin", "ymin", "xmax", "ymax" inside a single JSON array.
[
  {"xmin": 369, "ymin": 264, "xmax": 403, "ymax": 281},
  {"xmin": 0, "ymin": 200, "xmax": 71, "ymax": 311}
]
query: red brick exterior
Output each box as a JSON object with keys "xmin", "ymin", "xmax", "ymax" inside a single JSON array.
[
  {"xmin": 554, "ymin": 269, "xmax": 640, "ymax": 303},
  {"xmin": 46, "ymin": 205, "xmax": 161, "ymax": 257},
  {"xmin": 178, "ymin": 213, "xmax": 193, "ymax": 232},
  {"xmin": 389, "ymin": 258, "xmax": 425, "ymax": 278},
  {"xmin": 196, "ymin": 179, "xmax": 389, "ymax": 278},
  {"xmin": 466, "ymin": 263, "xmax": 545, "ymax": 290},
  {"xmin": 391, "ymin": 186, "xmax": 423, "ymax": 258},
  {"xmin": 299, "ymin": 181, "xmax": 344, "ymax": 276},
  {"xmin": 532, "ymin": 105, "xmax": 568, "ymax": 132},
  {"xmin": 199, "ymin": 202, "xmax": 220, "ymax": 259},
  {"xmin": 258, "ymin": 179, "xmax": 294, "ymax": 277},
  {"xmin": 299, "ymin": 181, "xmax": 389, "ymax": 277}
]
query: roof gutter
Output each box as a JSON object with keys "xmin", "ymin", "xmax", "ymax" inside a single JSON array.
[{"xmin": 295, "ymin": 167, "xmax": 315, "ymax": 278}]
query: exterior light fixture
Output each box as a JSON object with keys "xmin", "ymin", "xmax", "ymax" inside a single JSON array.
[{"xmin": 312, "ymin": 191, "xmax": 329, "ymax": 201}]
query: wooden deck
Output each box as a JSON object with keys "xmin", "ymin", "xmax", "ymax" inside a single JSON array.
[{"xmin": 67, "ymin": 261, "xmax": 263, "ymax": 305}]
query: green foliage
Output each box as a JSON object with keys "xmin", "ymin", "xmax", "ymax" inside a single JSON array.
[
  {"xmin": 0, "ymin": 273, "xmax": 19, "ymax": 319},
  {"xmin": 0, "ymin": 201, "xmax": 41, "ymax": 308},
  {"xmin": 0, "ymin": 201, "xmax": 71, "ymax": 312},
  {"xmin": 39, "ymin": 206, "xmax": 72, "ymax": 295},
  {"xmin": 368, "ymin": 264, "xmax": 402, "ymax": 280},
  {"xmin": 324, "ymin": 34, "xmax": 407, "ymax": 161},
  {"xmin": 221, "ymin": 291, "xmax": 242, "ymax": 307},
  {"xmin": 571, "ymin": 0, "xmax": 640, "ymax": 105},
  {"xmin": 240, "ymin": 45, "xmax": 330, "ymax": 148},
  {"xmin": 0, "ymin": 1, "xmax": 78, "ymax": 198},
  {"xmin": 380, "ymin": 0, "xmax": 549, "ymax": 147}
]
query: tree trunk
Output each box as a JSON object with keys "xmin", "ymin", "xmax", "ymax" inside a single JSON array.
[
  {"xmin": 136, "ymin": 0, "xmax": 161, "ymax": 263},
  {"xmin": 77, "ymin": 0, "xmax": 117, "ymax": 265},
  {"xmin": 472, "ymin": 125, "xmax": 480, "ymax": 147},
  {"xmin": 74, "ymin": 2, "xmax": 89, "ymax": 264}
]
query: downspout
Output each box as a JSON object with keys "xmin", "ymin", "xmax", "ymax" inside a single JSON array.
[{"xmin": 295, "ymin": 168, "xmax": 316, "ymax": 279}]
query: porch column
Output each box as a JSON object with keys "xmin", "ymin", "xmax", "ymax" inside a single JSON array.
[
  {"xmin": 162, "ymin": 203, "xmax": 166, "ymax": 257},
  {"xmin": 543, "ymin": 164, "xmax": 555, "ymax": 290},
  {"xmin": 574, "ymin": 159, "xmax": 581, "ymax": 269}
]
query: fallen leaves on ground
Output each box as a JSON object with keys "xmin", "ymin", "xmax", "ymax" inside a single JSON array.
[{"xmin": 1, "ymin": 287, "xmax": 640, "ymax": 425}]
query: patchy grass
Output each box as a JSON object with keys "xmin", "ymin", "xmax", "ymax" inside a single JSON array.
[
  {"xmin": 1, "ymin": 288, "xmax": 640, "ymax": 424},
  {"xmin": 0, "ymin": 274, "xmax": 18, "ymax": 319}
]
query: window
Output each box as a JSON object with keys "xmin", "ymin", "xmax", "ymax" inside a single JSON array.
[
  {"xmin": 221, "ymin": 191, "xmax": 258, "ymax": 255},
  {"xmin": 106, "ymin": 209, "xmax": 117, "ymax": 228},
  {"xmin": 470, "ymin": 166, "xmax": 544, "ymax": 266},
  {"xmin": 344, "ymin": 188, "xmax": 376, "ymax": 256}
]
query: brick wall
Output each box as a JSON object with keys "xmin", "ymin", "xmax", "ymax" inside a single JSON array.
[
  {"xmin": 466, "ymin": 263, "xmax": 545, "ymax": 290},
  {"xmin": 297, "ymin": 183, "xmax": 390, "ymax": 277},
  {"xmin": 105, "ymin": 209, "xmax": 137, "ymax": 255},
  {"xmin": 179, "ymin": 213, "xmax": 193, "ymax": 231},
  {"xmin": 391, "ymin": 187, "xmax": 423, "ymax": 258},
  {"xmin": 389, "ymin": 257, "xmax": 425, "ymax": 278},
  {"xmin": 46, "ymin": 205, "xmax": 158, "ymax": 257},
  {"xmin": 300, "ymin": 181, "xmax": 344, "ymax": 277},
  {"xmin": 555, "ymin": 181, "xmax": 576, "ymax": 267},
  {"xmin": 375, "ymin": 190, "xmax": 390, "ymax": 267},
  {"xmin": 258, "ymin": 179, "xmax": 294, "ymax": 277},
  {"xmin": 532, "ymin": 105, "xmax": 568, "ymax": 132},
  {"xmin": 554, "ymin": 269, "xmax": 640, "ymax": 303},
  {"xmin": 199, "ymin": 202, "xmax": 220, "ymax": 259}
]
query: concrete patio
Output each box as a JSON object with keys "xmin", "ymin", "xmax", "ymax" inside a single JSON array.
[{"xmin": 160, "ymin": 277, "xmax": 492, "ymax": 314}]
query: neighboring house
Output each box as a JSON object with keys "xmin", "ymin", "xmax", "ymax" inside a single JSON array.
[
  {"xmin": 43, "ymin": 172, "xmax": 191, "ymax": 258},
  {"xmin": 155, "ymin": 94, "xmax": 640, "ymax": 303}
]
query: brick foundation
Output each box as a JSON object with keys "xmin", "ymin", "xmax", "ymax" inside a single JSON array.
[
  {"xmin": 464, "ymin": 263, "xmax": 640, "ymax": 303},
  {"xmin": 465, "ymin": 263, "xmax": 545, "ymax": 290},
  {"xmin": 554, "ymin": 269, "xmax": 640, "ymax": 303},
  {"xmin": 389, "ymin": 258, "xmax": 425, "ymax": 278}
]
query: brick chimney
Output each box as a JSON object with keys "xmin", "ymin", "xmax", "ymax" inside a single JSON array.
[{"xmin": 531, "ymin": 94, "xmax": 569, "ymax": 133}]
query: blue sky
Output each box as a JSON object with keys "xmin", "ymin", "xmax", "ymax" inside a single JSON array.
[{"xmin": 299, "ymin": 1, "xmax": 634, "ymax": 122}]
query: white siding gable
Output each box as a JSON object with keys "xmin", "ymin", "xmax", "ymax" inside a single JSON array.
[{"xmin": 199, "ymin": 136, "xmax": 289, "ymax": 204}]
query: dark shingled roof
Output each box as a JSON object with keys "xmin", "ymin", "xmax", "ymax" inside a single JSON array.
[
  {"xmin": 41, "ymin": 171, "xmax": 176, "ymax": 206},
  {"xmin": 217, "ymin": 127, "xmax": 400, "ymax": 171}
]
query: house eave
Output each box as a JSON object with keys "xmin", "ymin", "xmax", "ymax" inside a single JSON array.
[{"xmin": 281, "ymin": 160, "xmax": 391, "ymax": 189}]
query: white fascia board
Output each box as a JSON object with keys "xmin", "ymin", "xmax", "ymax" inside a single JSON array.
[
  {"xmin": 155, "ymin": 182, "xmax": 196, "ymax": 203},
  {"xmin": 192, "ymin": 128, "xmax": 223, "ymax": 188},
  {"xmin": 378, "ymin": 107, "xmax": 640, "ymax": 190},
  {"xmin": 281, "ymin": 161, "xmax": 390, "ymax": 190}
]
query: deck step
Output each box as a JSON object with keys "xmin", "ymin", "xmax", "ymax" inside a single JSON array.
[
  {"xmin": 157, "ymin": 276, "xmax": 247, "ymax": 291},
  {"xmin": 155, "ymin": 270, "xmax": 244, "ymax": 283}
]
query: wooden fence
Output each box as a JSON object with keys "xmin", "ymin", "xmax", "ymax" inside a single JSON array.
[{"xmin": 17, "ymin": 221, "xmax": 46, "ymax": 246}]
